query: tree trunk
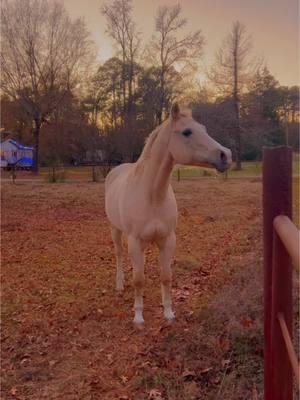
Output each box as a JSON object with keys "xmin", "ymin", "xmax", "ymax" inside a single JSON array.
[
  {"xmin": 158, "ymin": 70, "xmax": 165, "ymax": 124},
  {"xmin": 233, "ymin": 95, "xmax": 242, "ymax": 170},
  {"xmin": 234, "ymin": 124, "xmax": 242, "ymax": 170},
  {"xmin": 32, "ymin": 119, "xmax": 41, "ymax": 173},
  {"xmin": 285, "ymin": 117, "xmax": 289, "ymax": 146},
  {"xmin": 122, "ymin": 50, "xmax": 126, "ymax": 121},
  {"xmin": 128, "ymin": 59, "xmax": 133, "ymax": 116},
  {"xmin": 233, "ymin": 44, "xmax": 242, "ymax": 170},
  {"xmin": 112, "ymin": 84, "xmax": 117, "ymax": 129}
]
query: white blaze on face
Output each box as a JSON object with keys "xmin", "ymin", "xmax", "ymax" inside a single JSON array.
[{"xmin": 168, "ymin": 103, "xmax": 232, "ymax": 172}]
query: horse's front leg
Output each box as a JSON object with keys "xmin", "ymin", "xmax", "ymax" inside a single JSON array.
[
  {"xmin": 111, "ymin": 226, "xmax": 124, "ymax": 291},
  {"xmin": 128, "ymin": 236, "xmax": 145, "ymax": 326},
  {"xmin": 158, "ymin": 232, "xmax": 176, "ymax": 321}
]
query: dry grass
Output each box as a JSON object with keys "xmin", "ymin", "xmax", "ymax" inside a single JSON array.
[{"xmin": 0, "ymin": 178, "xmax": 290, "ymax": 399}]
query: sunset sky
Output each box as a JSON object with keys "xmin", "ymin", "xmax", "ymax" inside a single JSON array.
[{"xmin": 64, "ymin": 0, "xmax": 299, "ymax": 86}]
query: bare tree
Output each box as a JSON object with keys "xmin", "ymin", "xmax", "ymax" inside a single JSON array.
[
  {"xmin": 1, "ymin": 0, "xmax": 94, "ymax": 172},
  {"xmin": 148, "ymin": 3, "xmax": 205, "ymax": 123},
  {"xmin": 209, "ymin": 21, "xmax": 258, "ymax": 170},
  {"xmin": 102, "ymin": 0, "xmax": 141, "ymax": 119}
]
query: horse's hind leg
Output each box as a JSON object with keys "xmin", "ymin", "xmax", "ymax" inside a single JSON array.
[
  {"xmin": 128, "ymin": 236, "xmax": 145, "ymax": 325},
  {"xmin": 111, "ymin": 227, "xmax": 124, "ymax": 291}
]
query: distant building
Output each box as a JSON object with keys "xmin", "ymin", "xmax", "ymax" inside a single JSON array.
[
  {"xmin": 84, "ymin": 149, "xmax": 106, "ymax": 163},
  {"xmin": 1, "ymin": 139, "xmax": 34, "ymax": 168}
]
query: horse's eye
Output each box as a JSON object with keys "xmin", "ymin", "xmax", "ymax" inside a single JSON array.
[{"xmin": 182, "ymin": 129, "xmax": 192, "ymax": 137}]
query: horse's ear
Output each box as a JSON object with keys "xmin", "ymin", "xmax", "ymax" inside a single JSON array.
[{"xmin": 170, "ymin": 102, "xmax": 180, "ymax": 120}]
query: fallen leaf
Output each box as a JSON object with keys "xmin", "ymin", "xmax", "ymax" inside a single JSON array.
[
  {"xmin": 199, "ymin": 367, "xmax": 213, "ymax": 374},
  {"xmin": 218, "ymin": 335, "xmax": 230, "ymax": 352},
  {"xmin": 240, "ymin": 317, "xmax": 255, "ymax": 327},
  {"xmin": 221, "ymin": 359, "xmax": 230, "ymax": 368},
  {"xmin": 107, "ymin": 354, "xmax": 114, "ymax": 364},
  {"xmin": 183, "ymin": 381, "xmax": 199, "ymax": 398},
  {"xmin": 10, "ymin": 387, "xmax": 17, "ymax": 396},
  {"xmin": 120, "ymin": 375, "xmax": 128, "ymax": 384},
  {"xmin": 182, "ymin": 369, "xmax": 196, "ymax": 380},
  {"xmin": 49, "ymin": 360, "xmax": 57, "ymax": 367},
  {"xmin": 252, "ymin": 383, "xmax": 259, "ymax": 400},
  {"xmin": 148, "ymin": 388, "xmax": 163, "ymax": 400}
]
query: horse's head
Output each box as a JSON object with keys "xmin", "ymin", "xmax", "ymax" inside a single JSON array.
[{"xmin": 168, "ymin": 102, "xmax": 232, "ymax": 172}]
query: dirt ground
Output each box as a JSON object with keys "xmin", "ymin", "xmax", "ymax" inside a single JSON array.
[{"xmin": 1, "ymin": 179, "xmax": 264, "ymax": 400}]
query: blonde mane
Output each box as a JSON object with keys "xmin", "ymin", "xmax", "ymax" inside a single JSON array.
[
  {"xmin": 139, "ymin": 109, "xmax": 191, "ymax": 156},
  {"xmin": 139, "ymin": 126, "xmax": 161, "ymax": 161},
  {"xmin": 135, "ymin": 107, "xmax": 192, "ymax": 170}
]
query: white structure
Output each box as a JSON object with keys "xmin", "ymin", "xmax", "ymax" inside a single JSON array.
[
  {"xmin": 1, "ymin": 139, "xmax": 33, "ymax": 167},
  {"xmin": 85, "ymin": 149, "xmax": 105, "ymax": 163},
  {"xmin": 0, "ymin": 156, "xmax": 7, "ymax": 168}
]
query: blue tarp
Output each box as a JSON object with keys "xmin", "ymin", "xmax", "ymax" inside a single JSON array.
[{"xmin": 17, "ymin": 157, "xmax": 33, "ymax": 166}]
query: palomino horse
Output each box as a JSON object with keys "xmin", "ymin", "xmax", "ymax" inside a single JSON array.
[{"xmin": 105, "ymin": 103, "xmax": 232, "ymax": 326}]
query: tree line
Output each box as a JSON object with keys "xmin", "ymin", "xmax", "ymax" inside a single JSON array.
[{"xmin": 1, "ymin": 0, "xmax": 299, "ymax": 172}]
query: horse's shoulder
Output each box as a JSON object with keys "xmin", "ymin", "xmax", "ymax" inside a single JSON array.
[{"xmin": 105, "ymin": 163, "xmax": 133, "ymax": 187}]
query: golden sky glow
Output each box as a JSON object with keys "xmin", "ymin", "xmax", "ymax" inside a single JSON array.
[{"xmin": 64, "ymin": 0, "xmax": 299, "ymax": 86}]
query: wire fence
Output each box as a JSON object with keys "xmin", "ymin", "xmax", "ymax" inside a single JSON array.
[
  {"xmin": 1, "ymin": 153, "xmax": 299, "ymax": 183},
  {"xmin": 1, "ymin": 163, "xmax": 262, "ymax": 183}
]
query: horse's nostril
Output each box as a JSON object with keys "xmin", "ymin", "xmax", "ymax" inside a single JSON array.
[{"xmin": 220, "ymin": 151, "xmax": 227, "ymax": 163}]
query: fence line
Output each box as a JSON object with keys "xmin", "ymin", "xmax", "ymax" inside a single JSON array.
[
  {"xmin": 263, "ymin": 146, "xmax": 299, "ymax": 400},
  {"xmin": 273, "ymin": 215, "xmax": 300, "ymax": 269},
  {"xmin": 277, "ymin": 313, "xmax": 300, "ymax": 388}
]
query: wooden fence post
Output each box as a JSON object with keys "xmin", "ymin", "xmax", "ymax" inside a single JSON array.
[
  {"xmin": 263, "ymin": 146, "xmax": 293, "ymax": 400},
  {"xmin": 11, "ymin": 164, "xmax": 16, "ymax": 184}
]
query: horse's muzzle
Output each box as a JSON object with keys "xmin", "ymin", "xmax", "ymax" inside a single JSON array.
[{"xmin": 214, "ymin": 149, "xmax": 232, "ymax": 172}]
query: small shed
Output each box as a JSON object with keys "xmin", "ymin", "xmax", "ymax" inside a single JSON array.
[{"xmin": 1, "ymin": 139, "xmax": 34, "ymax": 167}]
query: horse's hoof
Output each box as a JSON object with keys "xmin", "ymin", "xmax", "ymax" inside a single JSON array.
[
  {"xmin": 133, "ymin": 315, "xmax": 145, "ymax": 329},
  {"xmin": 133, "ymin": 321, "xmax": 145, "ymax": 330},
  {"xmin": 164, "ymin": 311, "xmax": 175, "ymax": 321},
  {"xmin": 165, "ymin": 318, "xmax": 175, "ymax": 327}
]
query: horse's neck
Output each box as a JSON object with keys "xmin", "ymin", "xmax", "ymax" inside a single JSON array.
[
  {"xmin": 149, "ymin": 150, "xmax": 174, "ymax": 203},
  {"xmin": 138, "ymin": 128, "xmax": 174, "ymax": 203}
]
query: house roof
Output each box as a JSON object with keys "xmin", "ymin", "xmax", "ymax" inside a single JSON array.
[{"xmin": 2, "ymin": 139, "xmax": 33, "ymax": 150}]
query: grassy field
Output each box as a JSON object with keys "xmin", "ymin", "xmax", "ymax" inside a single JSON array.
[
  {"xmin": 1, "ymin": 178, "xmax": 299, "ymax": 399},
  {"xmin": 175, "ymin": 153, "xmax": 300, "ymax": 179},
  {"xmin": 173, "ymin": 161, "xmax": 262, "ymax": 179}
]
